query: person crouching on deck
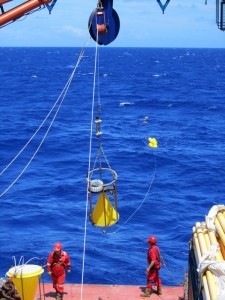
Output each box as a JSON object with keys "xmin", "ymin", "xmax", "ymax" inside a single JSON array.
[
  {"xmin": 47, "ymin": 242, "xmax": 71, "ymax": 300},
  {"xmin": 141, "ymin": 236, "xmax": 162, "ymax": 297}
]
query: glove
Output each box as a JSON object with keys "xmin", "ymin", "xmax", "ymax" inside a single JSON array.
[
  {"xmin": 67, "ymin": 270, "xmax": 71, "ymax": 274},
  {"xmin": 48, "ymin": 272, "xmax": 52, "ymax": 276}
]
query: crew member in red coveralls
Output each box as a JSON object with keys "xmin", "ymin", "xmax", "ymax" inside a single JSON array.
[
  {"xmin": 47, "ymin": 242, "xmax": 71, "ymax": 300},
  {"xmin": 141, "ymin": 236, "xmax": 162, "ymax": 297}
]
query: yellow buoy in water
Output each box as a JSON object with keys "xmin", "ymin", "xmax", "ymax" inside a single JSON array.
[
  {"xmin": 148, "ymin": 137, "xmax": 158, "ymax": 148},
  {"xmin": 7, "ymin": 264, "xmax": 44, "ymax": 300},
  {"xmin": 91, "ymin": 192, "xmax": 119, "ymax": 227}
]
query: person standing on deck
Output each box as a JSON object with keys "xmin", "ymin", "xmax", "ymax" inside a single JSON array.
[
  {"xmin": 47, "ymin": 242, "xmax": 71, "ymax": 300},
  {"xmin": 141, "ymin": 236, "xmax": 162, "ymax": 297}
]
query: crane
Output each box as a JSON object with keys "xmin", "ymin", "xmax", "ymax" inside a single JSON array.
[
  {"xmin": 0, "ymin": 0, "xmax": 120, "ymax": 44},
  {"xmin": 0, "ymin": 0, "xmax": 57, "ymax": 27},
  {"xmin": 0, "ymin": 1, "xmax": 224, "ymax": 35}
]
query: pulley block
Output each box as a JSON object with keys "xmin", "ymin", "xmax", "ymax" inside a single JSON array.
[{"xmin": 89, "ymin": 0, "xmax": 120, "ymax": 45}]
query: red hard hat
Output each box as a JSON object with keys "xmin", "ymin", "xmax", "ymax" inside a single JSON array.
[
  {"xmin": 147, "ymin": 236, "xmax": 157, "ymax": 244},
  {"xmin": 54, "ymin": 242, "xmax": 62, "ymax": 251}
]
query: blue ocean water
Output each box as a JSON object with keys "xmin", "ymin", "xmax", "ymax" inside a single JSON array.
[{"xmin": 1, "ymin": 47, "xmax": 225, "ymax": 287}]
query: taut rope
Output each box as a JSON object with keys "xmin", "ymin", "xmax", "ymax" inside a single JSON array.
[
  {"xmin": 80, "ymin": 30, "xmax": 99, "ymax": 300},
  {"xmin": 0, "ymin": 34, "xmax": 90, "ymax": 198}
]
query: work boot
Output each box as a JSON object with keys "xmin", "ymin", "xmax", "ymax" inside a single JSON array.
[
  {"xmin": 140, "ymin": 288, "xmax": 151, "ymax": 297},
  {"xmin": 157, "ymin": 286, "xmax": 162, "ymax": 295},
  {"xmin": 56, "ymin": 292, "xmax": 62, "ymax": 300}
]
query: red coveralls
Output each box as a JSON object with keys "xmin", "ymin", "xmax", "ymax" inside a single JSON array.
[
  {"xmin": 47, "ymin": 251, "xmax": 71, "ymax": 293},
  {"xmin": 146, "ymin": 244, "xmax": 162, "ymax": 289}
]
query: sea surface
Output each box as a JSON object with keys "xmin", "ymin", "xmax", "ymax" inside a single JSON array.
[{"xmin": 1, "ymin": 47, "xmax": 225, "ymax": 287}]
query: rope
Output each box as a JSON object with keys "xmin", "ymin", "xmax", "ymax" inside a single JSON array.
[
  {"xmin": 80, "ymin": 30, "xmax": 99, "ymax": 300},
  {"xmin": 160, "ymin": 253, "xmax": 184, "ymax": 286},
  {"xmin": 101, "ymin": 151, "xmax": 157, "ymax": 235},
  {"xmin": 95, "ymin": 143, "xmax": 180, "ymax": 286},
  {"xmin": 9, "ymin": 256, "xmax": 41, "ymax": 276},
  {"xmin": 0, "ymin": 34, "xmax": 90, "ymax": 198}
]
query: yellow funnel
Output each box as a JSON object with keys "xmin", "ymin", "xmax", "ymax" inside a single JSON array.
[
  {"xmin": 7, "ymin": 264, "xmax": 44, "ymax": 300},
  {"xmin": 91, "ymin": 193, "xmax": 119, "ymax": 227}
]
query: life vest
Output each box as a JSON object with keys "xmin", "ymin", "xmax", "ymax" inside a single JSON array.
[
  {"xmin": 47, "ymin": 251, "xmax": 70, "ymax": 276},
  {"xmin": 147, "ymin": 245, "xmax": 161, "ymax": 270}
]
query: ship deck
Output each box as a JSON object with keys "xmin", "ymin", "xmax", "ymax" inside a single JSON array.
[{"xmin": 35, "ymin": 284, "xmax": 184, "ymax": 300}]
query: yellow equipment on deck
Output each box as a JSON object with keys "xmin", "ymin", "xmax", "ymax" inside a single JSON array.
[{"xmin": 7, "ymin": 264, "xmax": 44, "ymax": 300}]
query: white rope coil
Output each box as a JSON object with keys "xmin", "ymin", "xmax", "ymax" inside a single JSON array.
[{"xmin": 89, "ymin": 179, "xmax": 103, "ymax": 192}]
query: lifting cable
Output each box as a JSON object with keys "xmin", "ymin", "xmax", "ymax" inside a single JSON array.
[
  {"xmin": 0, "ymin": 31, "xmax": 91, "ymax": 198},
  {"xmin": 80, "ymin": 30, "xmax": 99, "ymax": 300},
  {"xmin": 89, "ymin": 47, "xmax": 112, "ymax": 174}
]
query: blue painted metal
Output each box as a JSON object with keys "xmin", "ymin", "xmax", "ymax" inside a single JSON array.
[
  {"xmin": 156, "ymin": 0, "xmax": 171, "ymax": 14},
  {"xmin": 46, "ymin": 0, "xmax": 58, "ymax": 14},
  {"xmin": 89, "ymin": 0, "xmax": 120, "ymax": 45}
]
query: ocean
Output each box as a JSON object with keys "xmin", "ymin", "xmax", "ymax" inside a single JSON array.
[{"xmin": 0, "ymin": 47, "xmax": 225, "ymax": 287}]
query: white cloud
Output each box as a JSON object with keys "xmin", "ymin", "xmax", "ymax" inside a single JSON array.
[{"xmin": 61, "ymin": 25, "xmax": 86, "ymax": 37}]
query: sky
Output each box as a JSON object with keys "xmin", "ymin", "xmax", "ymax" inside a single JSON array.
[{"xmin": 0, "ymin": 0, "xmax": 225, "ymax": 48}]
